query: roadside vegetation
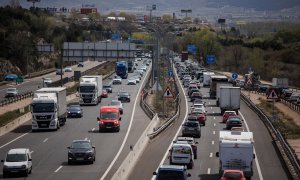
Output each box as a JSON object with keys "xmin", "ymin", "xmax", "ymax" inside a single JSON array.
[
  {"xmin": 258, "ymin": 99, "xmax": 300, "ymax": 139},
  {"xmin": 0, "ymin": 106, "xmax": 30, "ymax": 127}
]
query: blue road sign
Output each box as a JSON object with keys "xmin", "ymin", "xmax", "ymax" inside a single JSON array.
[
  {"xmin": 168, "ymin": 69, "xmax": 173, "ymax": 77},
  {"xmin": 206, "ymin": 55, "xmax": 216, "ymax": 64},
  {"xmin": 187, "ymin": 44, "xmax": 197, "ymax": 53},
  {"xmin": 111, "ymin": 34, "xmax": 121, "ymax": 40},
  {"xmin": 232, "ymin": 73, "xmax": 238, "ymax": 79}
]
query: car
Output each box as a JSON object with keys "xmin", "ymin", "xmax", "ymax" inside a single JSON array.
[
  {"xmin": 103, "ymin": 84, "xmax": 112, "ymax": 93},
  {"xmin": 4, "ymin": 74, "xmax": 18, "ymax": 81},
  {"xmin": 289, "ymin": 93, "xmax": 300, "ymax": 103},
  {"xmin": 153, "ymin": 165, "xmax": 191, "ymax": 180},
  {"xmin": 226, "ymin": 116, "xmax": 243, "ymax": 130},
  {"xmin": 101, "ymin": 89, "xmax": 108, "ymax": 98},
  {"xmin": 188, "ymin": 87, "xmax": 199, "ymax": 97},
  {"xmin": 190, "ymin": 107, "xmax": 206, "ymax": 116},
  {"xmin": 132, "ymin": 73, "xmax": 142, "ymax": 81},
  {"xmin": 77, "ymin": 62, "xmax": 84, "ymax": 67},
  {"xmin": 118, "ymin": 91, "xmax": 130, "ymax": 102},
  {"xmin": 112, "ymin": 76, "xmax": 122, "ymax": 84},
  {"xmin": 137, "ymin": 69, "xmax": 144, "ymax": 75},
  {"xmin": 169, "ymin": 143, "xmax": 194, "ymax": 169},
  {"xmin": 109, "ymin": 99, "xmax": 123, "ymax": 114},
  {"xmin": 5, "ymin": 87, "xmax": 18, "ymax": 98},
  {"xmin": 1, "ymin": 148, "xmax": 32, "ymax": 177},
  {"xmin": 181, "ymin": 121, "xmax": 201, "ymax": 138},
  {"xmin": 257, "ymin": 84, "xmax": 270, "ymax": 93},
  {"xmin": 56, "ymin": 68, "xmax": 64, "ymax": 75},
  {"xmin": 190, "ymin": 92, "xmax": 202, "ymax": 102},
  {"xmin": 281, "ymin": 89, "xmax": 292, "ymax": 100},
  {"xmin": 175, "ymin": 137, "xmax": 199, "ymax": 159},
  {"xmin": 131, "ymin": 76, "xmax": 140, "ymax": 83},
  {"xmin": 67, "ymin": 105, "xmax": 83, "ymax": 118},
  {"xmin": 222, "ymin": 111, "xmax": 237, "ymax": 123},
  {"xmin": 189, "ymin": 112, "xmax": 206, "ymax": 126},
  {"xmin": 127, "ymin": 77, "xmax": 137, "ymax": 85},
  {"xmin": 64, "ymin": 66, "xmax": 73, "ymax": 72},
  {"xmin": 43, "ymin": 77, "xmax": 53, "ymax": 85},
  {"xmin": 220, "ymin": 170, "xmax": 246, "ymax": 180},
  {"xmin": 237, "ymin": 80, "xmax": 245, "ymax": 87},
  {"xmin": 67, "ymin": 140, "xmax": 96, "ymax": 164},
  {"xmin": 193, "ymin": 99, "xmax": 206, "ymax": 105},
  {"xmin": 140, "ymin": 65, "xmax": 147, "ymax": 71}
]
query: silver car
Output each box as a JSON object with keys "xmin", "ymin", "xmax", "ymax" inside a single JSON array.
[
  {"xmin": 5, "ymin": 88, "xmax": 18, "ymax": 98},
  {"xmin": 109, "ymin": 100, "xmax": 123, "ymax": 114}
]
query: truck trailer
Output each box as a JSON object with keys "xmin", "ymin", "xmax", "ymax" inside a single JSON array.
[
  {"xmin": 216, "ymin": 131, "xmax": 255, "ymax": 179},
  {"xmin": 31, "ymin": 87, "xmax": 67, "ymax": 131},
  {"xmin": 203, "ymin": 72, "xmax": 215, "ymax": 87},
  {"xmin": 79, "ymin": 75, "xmax": 102, "ymax": 105},
  {"xmin": 219, "ymin": 86, "xmax": 241, "ymax": 114},
  {"xmin": 209, "ymin": 75, "xmax": 228, "ymax": 99}
]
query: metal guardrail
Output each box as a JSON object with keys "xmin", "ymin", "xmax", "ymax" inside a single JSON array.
[
  {"xmin": 241, "ymin": 93, "xmax": 300, "ymax": 179},
  {"xmin": 0, "ymin": 92, "xmax": 34, "ymax": 107},
  {"xmin": 25, "ymin": 68, "xmax": 56, "ymax": 78},
  {"xmin": 140, "ymin": 90, "xmax": 155, "ymax": 120}
]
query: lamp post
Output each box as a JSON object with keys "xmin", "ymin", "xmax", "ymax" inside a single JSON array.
[{"xmin": 181, "ymin": 9, "xmax": 192, "ymax": 18}]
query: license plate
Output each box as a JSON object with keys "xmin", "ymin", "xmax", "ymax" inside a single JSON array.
[
  {"xmin": 76, "ymin": 158, "xmax": 84, "ymax": 160},
  {"xmin": 41, "ymin": 124, "xmax": 47, "ymax": 127},
  {"xmin": 106, "ymin": 127, "xmax": 112, "ymax": 129},
  {"xmin": 11, "ymin": 170, "xmax": 19, "ymax": 172},
  {"xmin": 189, "ymin": 128, "xmax": 194, "ymax": 130}
]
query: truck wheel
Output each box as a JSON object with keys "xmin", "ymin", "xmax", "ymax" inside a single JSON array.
[
  {"xmin": 236, "ymin": 110, "xmax": 239, "ymax": 115},
  {"xmin": 216, "ymin": 100, "xmax": 219, "ymax": 106}
]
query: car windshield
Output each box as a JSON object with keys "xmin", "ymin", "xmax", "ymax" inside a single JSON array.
[
  {"xmin": 110, "ymin": 101, "xmax": 120, "ymax": 106},
  {"xmin": 7, "ymin": 88, "xmax": 16, "ymax": 92},
  {"xmin": 71, "ymin": 141, "xmax": 92, "ymax": 149},
  {"xmin": 184, "ymin": 122, "xmax": 199, "ymax": 127},
  {"xmin": 80, "ymin": 86, "xmax": 95, "ymax": 93},
  {"xmin": 69, "ymin": 106, "xmax": 80, "ymax": 111},
  {"xmin": 32, "ymin": 103, "xmax": 54, "ymax": 113},
  {"xmin": 173, "ymin": 147, "xmax": 190, "ymax": 154},
  {"xmin": 6, "ymin": 154, "xmax": 27, "ymax": 162},
  {"xmin": 229, "ymin": 117, "xmax": 241, "ymax": 121},
  {"xmin": 101, "ymin": 112, "xmax": 118, "ymax": 119},
  {"xmin": 119, "ymin": 92, "xmax": 129, "ymax": 96},
  {"xmin": 103, "ymin": 85, "xmax": 111, "ymax": 88},
  {"xmin": 157, "ymin": 170, "xmax": 184, "ymax": 180}
]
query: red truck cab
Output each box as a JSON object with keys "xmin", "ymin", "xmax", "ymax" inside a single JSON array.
[{"xmin": 97, "ymin": 106, "xmax": 121, "ymax": 132}]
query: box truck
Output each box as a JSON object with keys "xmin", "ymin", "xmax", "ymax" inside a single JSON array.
[
  {"xmin": 203, "ymin": 72, "xmax": 215, "ymax": 87},
  {"xmin": 219, "ymin": 86, "xmax": 240, "ymax": 115},
  {"xmin": 31, "ymin": 87, "xmax": 67, "ymax": 131},
  {"xmin": 79, "ymin": 75, "xmax": 102, "ymax": 105}
]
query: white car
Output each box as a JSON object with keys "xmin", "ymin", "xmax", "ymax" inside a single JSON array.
[
  {"xmin": 5, "ymin": 88, "xmax": 18, "ymax": 98},
  {"xmin": 64, "ymin": 66, "xmax": 73, "ymax": 72},
  {"xmin": 109, "ymin": 100, "xmax": 123, "ymax": 114},
  {"xmin": 135, "ymin": 70, "xmax": 144, "ymax": 76},
  {"xmin": 112, "ymin": 76, "xmax": 122, "ymax": 84},
  {"xmin": 140, "ymin": 65, "xmax": 147, "ymax": 72},
  {"xmin": 2, "ymin": 148, "xmax": 32, "ymax": 177},
  {"xmin": 127, "ymin": 77, "xmax": 137, "ymax": 85},
  {"xmin": 43, "ymin": 78, "xmax": 53, "ymax": 85}
]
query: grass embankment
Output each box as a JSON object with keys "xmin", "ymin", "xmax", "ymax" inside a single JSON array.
[
  {"xmin": 153, "ymin": 60, "xmax": 177, "ymax": 119},
  {"xmin": 258, "ymin": 99, "xmax": 300, "ymax": 139},
  {"xmin": 0, "ymin": 62, "xmax": 115, "ymax": 127}
]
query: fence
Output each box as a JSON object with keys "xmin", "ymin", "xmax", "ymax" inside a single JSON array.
[
  {"xmin": 0, "ymin": 92, "xmax": 33, "ymax": 107},
  {"xmin": 241, "ymin": 94, "xmax": 300, "ymax": 179}
]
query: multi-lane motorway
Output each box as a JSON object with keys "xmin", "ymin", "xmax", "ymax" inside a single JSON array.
[
  {"xmin": 129, "ymin": 63, "xmax": 290, "ymax": 180},
  {"xmin": 0, "ymin": 61, "xmax": 104, "ymax": 100},
  {"xmin": 0, "ymin": 60, "xmax": 152, "ymax": 180}
]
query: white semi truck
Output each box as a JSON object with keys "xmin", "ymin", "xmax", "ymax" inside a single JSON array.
[
  {"xmin": 219, "ymin": 86, "xmax": 241, "ymax": 115},
  {"xmin": 216, "ymin": 131, "xmax": 255, "ymax": 179},
  {"xmin": 79, "ymin": 75, "xmax": 102, "ymax": 105},
  {"xmin": 31, "ymin": 87, "xmax": 67, "ymax": 131},
  {"xmin": 203, "ymin": 72, "xmax": 215, "ymax": 87}
]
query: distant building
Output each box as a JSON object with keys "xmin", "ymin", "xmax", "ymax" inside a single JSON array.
[{"xmin": 80, "ymin": 7, "xmax": 97, "ymax": 15}]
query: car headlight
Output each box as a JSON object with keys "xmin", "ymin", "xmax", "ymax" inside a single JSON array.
[
  {"xmin": 77, "ymin": 111, "xmax": 81, "ymax": 113},
  {"xmin": 50, "ymin": 120, "xmax": 56, "ymax": 125},
  {"xmin": 21, "ymin": 165, "xmax": 26, "ymax": 169},
  {"xmin": 68, "ymin": 111, "xmax": 71, "ymax": 114},
  {"xmin": 3, "ymin": 165, "xmax": 8, "ymax": 169}
]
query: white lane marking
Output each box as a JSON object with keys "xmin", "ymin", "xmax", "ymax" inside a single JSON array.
[
  {"xmin": 239, "ymin": 111, "xmax": 264, "ymax": 180},
  {"xmin": 100, "ymin": 65, "xmax": 151, "ymax": 180},
  {"xmin": 152, "ymin": 66, "xmax": 189, "ymax": 180},
  {"xmin": 30, "ymin": 151, "xmax": 34, "ymax": 154},
  {"xmin": 84, "ymin": 137, "xmax": 88, "ymax": 140},
  {"xmin": 43, "ymin": 138, "xmax": 48, "ymax": 143},
  {"xmin": 207, "ymin": 168, "xmax": 211, "ymax": 174},
  {"xmin": 0, "ymin": 132, "xmax": 30, "ymax": 149},
  {"xmin": 210, "ymin": 107, "xmax": 212, "ymax": 110},
  {"xmin": 213, "ymin": 117, "xmax": 216, "ymax": 120},
  {"xmin": 214, "ymin": 123, "xmax": 216, "ymax": 127},
  {"xmin": 213, "ymin": 131, "xmax": 215, "ymax": 135},
  {"xmin": 212, "ymin": 141, "xmax": 214, "ymax": 145},
  {"xmin": 209, "ymin": 153, "xmax": 213, "ymax": 158},
  {"xmin": 54, "ymin": 165, "xmax": 63, "ymax": 173},
  {"xmin": 92, "ymin": 128, "xmax": 95, "ymax": 132}
]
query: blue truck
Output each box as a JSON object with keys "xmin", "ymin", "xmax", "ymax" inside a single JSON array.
[{"xmin": 116, "ymin": 61, "xmax": 128, "ymax": 79}]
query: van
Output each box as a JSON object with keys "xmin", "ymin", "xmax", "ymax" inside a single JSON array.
[
  {"xmin": 169, "ymin": 143, "xmax": 194, "ymax": 169},
  {"xmin": 153, "ymin": 165, "xmax": 191, "ymax": 180},
  {"xmin": 1, "ymin": 148, "xmax": 32, "ymax": 177},
  {"xmin": 97, "ymin": 106, "xmax": 121, "ymax": 132}
]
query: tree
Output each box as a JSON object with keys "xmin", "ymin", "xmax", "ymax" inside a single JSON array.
[{"xmin": 231, "ymin": 45, "xmax": 243, "ymax": 72}]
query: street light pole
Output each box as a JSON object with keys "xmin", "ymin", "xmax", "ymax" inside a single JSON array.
[{"xmin": 60, "ymin": 49, "xmax": 63, "ymax": 87}]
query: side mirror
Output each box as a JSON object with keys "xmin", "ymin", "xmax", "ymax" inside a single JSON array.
[
  {"xmin": 97, "ymin": 117, "xmax": 100, "ymax": 121},
  {"xmin": 28, "ymin": 158, "xmax": 32, "ymax": 161},
  {"xmin": 92, "ymin": 146, "xmax": 96, "ymax": 149},
  {"xmin": 119, "ymin": 117, "xmax": 122, "ymax": 121},
  {"xmin": 216, "ymin": 152, "xmax": 219, "ymax": 157},
  {"xmin": 153, "ymin": 172, "xmax": 157, "ymax": 175}
]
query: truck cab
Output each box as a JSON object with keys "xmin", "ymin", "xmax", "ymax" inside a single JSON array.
[
  {"xmin": 79, "ymin": 76, "xmax": 102, "ymax": 105},
  {"xmin": 97, "ymin": 106, "xmax": 121, "ymax": 132}
]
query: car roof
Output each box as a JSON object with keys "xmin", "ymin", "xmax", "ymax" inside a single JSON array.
[
  {"xmin": 8, "ymin": 148, "xmax": 29, "ymax": 154},
  {"xmin": 177, "ymin": 137, "xmax": 194, "ymax": 141},
  {"xmin": 72, "ymin": 140, "xmax": 91, "ymax": 143},
  {"xmin": 69, "ymin": 105, "xmax": 80, "ymax": 108},
  {"xmin": 159, "ymin": 165, "xmax": 185, "ymax": 171}
]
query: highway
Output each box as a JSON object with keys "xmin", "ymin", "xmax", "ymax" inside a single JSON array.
[
  {"xmin": 0, "ymin": 60, "xmax": 152, "ymax": 180},
  {"xmin": 129, "ymin": 63, "xmax": 290, "ymax": 180},
  {"xmin": 0, "ymin": 61, "xmax": 104, "ymax": 100}
]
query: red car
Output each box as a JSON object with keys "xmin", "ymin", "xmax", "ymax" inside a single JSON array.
[
  {"xmin": 101, "ymin": 90, "xmax": 108, "ymax": 98},
  {"xmin": 220, "ymin": 170, "xmax": 246, "ymax": 180},
  {"xmin": 190, "ymin": 112, "xmax": 206, "ymax": 126},
  {"xmin": 222, "ymin": 111, "xmax": 237, "ymax": 123}
]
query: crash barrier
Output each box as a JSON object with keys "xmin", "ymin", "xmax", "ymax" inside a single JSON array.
[
  {"xmin": 241, "ymin": 93, "xmax": 300, "ymax": 179},
  {"xmin": 0, "ymin": 62, "xmax": 110, "ymax": 107},
  {"xmin": 25, "ymin": 68, "xmax": 56, "ymax": 78},
  {"xmin": 281, "ymin": 99, "xmax": 300, "ymax": 114},
  {"xmin": 140, "ymin": 90, "xmax": 155, "ymax": 119},
  {"xmin": 111, "ymin": 114, "xmax": 159, "ymax": 180},
  {"xmin": 0, "ymin": 92, "xmax": 33, "ymax": 107}
]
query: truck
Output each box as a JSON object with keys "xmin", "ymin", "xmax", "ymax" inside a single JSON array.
[
  {"xmin": 79, "ymin": 75, "xmax": 102, "ymax": 105},
  {"xmin": 272, "ymin": 78, "xmax": 288, "ymax": 95},
  {"xmin": 31, "ymin": 87, "xmax": 67, "ymax": 131},
  {"xmin": 203, "ymin": 72, "xmax": 215, "ymax": 87},
  {"xmin": 219, "ymin": 86, "xmax": 241, "ymax": 115},
  {"xmin": 116, "ymin": 61, "xmax": 128, "ymax": 79},
  {"xmin": 181, "ymin": 51, "xmax": 188, "ymax": 62},
  {"xmin": 216, "ymin": 83, "xmax": 233, "ymax": 106},
  {"xmin": 216, "ymin": 131, "xmax": 255, "ymax": 180},
  {"xmin": 97, "ymin": 106, "xmax": 121, "ymax": 132},
  {"xmin": 209, "ymin": 75, "xmax": 228, "ymax": 99},
  {"xmin": 244, "ymin": 72, "xmax": 260, "ymax": 90},
  {"xmin": 127, "ymin": 60, "xmax": 134, "ymax": 73}
]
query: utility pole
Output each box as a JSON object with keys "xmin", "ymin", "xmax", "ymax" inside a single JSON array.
[{"xmin": 60, "ymin": 49, "xmax": 63, "ymax": 87}]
